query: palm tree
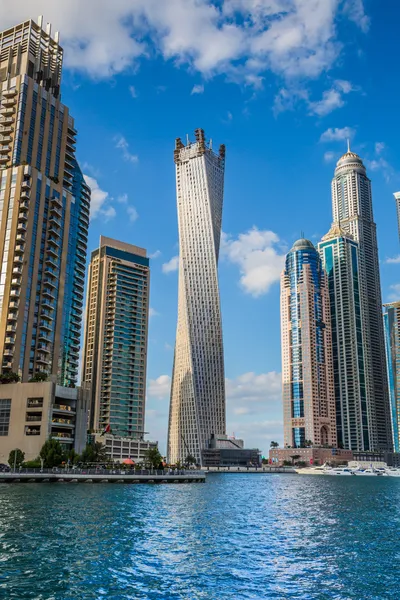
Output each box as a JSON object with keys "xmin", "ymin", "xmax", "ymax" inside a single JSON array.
[
  {"xmin": 270, "ymin": 441, "xmax": 279, "ymax": 448},
  {"xmin": 290, "ymin": 454, "xmax": 301, "ymax": 465}
]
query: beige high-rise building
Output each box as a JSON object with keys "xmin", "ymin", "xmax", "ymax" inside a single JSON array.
[
  {"xmin": 281, "ymin": 239, "xmax": 337, "ymax": 449},
  {"xmin": 167, "ymin": 129, "xmax": 226, "ymax": 466},
  {"xmin": 82, "ymin": 237, "xmax": 150, "ymax": 442},
  {"xmin": 0, "ymin": 18, "xmax": 90, "ymax": 384}
]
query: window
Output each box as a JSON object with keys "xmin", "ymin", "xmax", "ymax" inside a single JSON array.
[
  {"xmin": 27, "ymin": 397, "xmax": 43, "ymax": 408},
  {"xmin": 0, "ymin": 399, "xmax": 11, "ymax": 435}
]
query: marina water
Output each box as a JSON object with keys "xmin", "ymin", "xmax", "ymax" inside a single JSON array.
[{"xmin": 1, "ymin": 473, "xmax": 399, "ymax": 599}]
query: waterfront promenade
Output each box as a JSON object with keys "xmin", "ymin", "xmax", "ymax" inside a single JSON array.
[{"xmin": 0, "ymin": 468, "xmax": 205, "ymax": 484}]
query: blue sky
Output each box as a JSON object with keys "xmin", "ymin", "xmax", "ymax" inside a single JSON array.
[{"xmin": 2, "ymin": 0, "xmax": 400, "ymax": 455}]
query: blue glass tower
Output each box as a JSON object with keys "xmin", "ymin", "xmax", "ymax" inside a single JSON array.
[
  {"xmin": 318, "ymin": 225, "xmax": 369, "ymax": 450},
  {"xmin": 281, "ymin": 239, "xmax": 337, "ymax": 449},
  {"xmin": 383, "ymin": 302, "xmax": 400, "ymax": 452}
]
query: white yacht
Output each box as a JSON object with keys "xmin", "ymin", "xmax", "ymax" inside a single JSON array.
[
  {"xmin": 325, "ymin": 466, "xmax": 354, "ymax": 476},
  {"xmin": 386, "ymin": 468, "xmax": 400, "ymax": 477},
  {"xmin": 295, "ymin": 464, "xmax": 331, "ymax": 475}
]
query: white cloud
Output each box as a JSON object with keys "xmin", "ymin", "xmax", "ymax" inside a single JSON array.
[
  {"xmin": 148, "ymin": 375, "xmax": 171, "ymax": 399},
  {"xmin": 320, "ymin": 126, "xmax": 355, "ymax": 142},
  {"xmin": 129, "ymin": 85, "xmax": 138, "ymax": 98},
  {"xmin": 162, "ymin": 255, "xmax": 179, "ymax": 274},
  {"xmin": 309, "ymin": 80, "xmax": 357, "ymax": 116},
  {"xmin": 364, "ymin": 157, "xmax": 394, "ymax": 182},
  {"xmin": 114, "ymin": 135, "xmax": 138, "ymax": 163},
  {"xmin": 375, "ymin": 142, "xmax": 385, "ymax": 155},
  {"xmin": 83, "ymin": 174, "xmax": 116, "ymax": 221},
  {"xmin": 149, "ymin": 307, "xmax": 160, "ymax": 318},
  {"xmin": 116, "ymin": 193, "xmax": 128, "ymax": 204},
  {"xmin": 388, "ymin": 284, "xmax": 400, "ymax": 302},
  {"xmin": 149, "ymin": 250, "xmax": 162, "ymax": 259},
  {"xmin": 164, "ymin": 343, "xmax": 173, "ymax": 351},
  {"xmin": 222, "ymin": 227, "xmax": 286, "ymax": 297},
  {"xmin": 127, "ymin": 206, "xmax": 139, "ymax": 222},
  {"xmin": 1, "ymin": 1, "xmax": 368, "ymax": 84},
  {"xmin": 324, "ymin": 151, "xmax": 335, "ymax": 163},
  {"xmin": 386, "ymin": 256, "xmax": 400, "ymax": 265},
  {"xmin": 309, "ymin": 88, "xmax": 344, "ymax": 116},
  {"xmin": 191, "ymin": 84, "xmax": 204, "ymax": 95},
  {"xmin": 343, "ymin": 0, "xmax": 370, "ymax": 33}
]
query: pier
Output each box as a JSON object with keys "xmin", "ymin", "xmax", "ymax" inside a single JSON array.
[
  {"xmin": 203, "ymin": 466, "xmax": 295, "ymax": 473},
  {"xmin": 0, "ymin": 468, "xmax": 206, "ymax": 484}
]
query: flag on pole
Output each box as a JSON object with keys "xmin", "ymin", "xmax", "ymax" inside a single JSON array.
[{"xmin": 100, "ymin": 424, "xmax": 111, "ymax": 436}]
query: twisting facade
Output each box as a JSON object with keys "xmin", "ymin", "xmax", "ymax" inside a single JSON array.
[
  {"xmin": 318, "ymin": 224, "xmax": 369, "ymax": 450},
  {"xmin": 331, "ymin": 147, "xmax": 392, "ymax": 450},
  {"xmin": 281, "ymin": 239, "xmax": 337, "ymax": 449},
  {"xmin": 168, "ymin": 129, "xmax": 226, "ymax": 466},
  {"xmin": 0, "ymin": 18, "xmax": 90, "ymax": 384}
]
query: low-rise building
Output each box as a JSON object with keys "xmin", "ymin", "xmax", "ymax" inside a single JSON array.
[
  {"xmin": 94, "ymin": 433, "xmax": 158, "ymax": 463},
  {"xmin": 201, "ymin": 434, "xmax": 261, "ymax": 467},
  {"xmin": 269, "ymin": 447, "xmax": 353, "ymax": 467},
  {"xmin": 0, "ymin": 381, "xmax": 89, "ymax": 463}
]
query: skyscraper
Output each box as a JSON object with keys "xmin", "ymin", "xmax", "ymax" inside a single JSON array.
[
  {"xmin": 331, "ymin": 147, "xmax": 392, "ymax": 451},
  {"xmin": 383, "ymin": 302, "xmax": 400, "ymax": 453},
  {"xmin": 281, "ymin": 239, "xmax": 337, "ymax": 449},
  {"xmin": 82, "ymin": 237, "xmax": 150, "ymax": 440},
  {"xmin": 0, "ymin": 18, "xmax": 90, "ymax": 385},
  {"xmin": 318, "ymin": 224, "xmax": 369, "ymax": 450},
  {"xmin": 168, "ymin": 129, "xmax": 226, "ymax": 466},
  {"xmin": 394, "ymin": 192, "xmax": 400, "ymax": 242}
]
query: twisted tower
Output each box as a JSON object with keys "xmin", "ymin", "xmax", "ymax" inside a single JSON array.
[{"xmin": 167, "ymin": 129, "xmax": 226, "ymax": 465}]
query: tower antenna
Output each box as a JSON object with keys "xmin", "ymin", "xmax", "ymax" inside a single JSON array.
[{"xmin": 347, "ymin": 138, "xmax": 351, "ymax": 153}]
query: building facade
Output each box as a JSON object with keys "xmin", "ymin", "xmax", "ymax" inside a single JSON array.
[
  {"xmin": 168, "ymin": 129, "xmax": 226, "ymax": 466},
  {"xmin": 318, "ymin": 224, "xmax": 370, "ymax": 450},
  {"xmin": 0, "ymin": 18, "xmax": 90, "ymax": 384},
  {"xmin": 82, "ymin": 237, "xmax": 150, "ymax": 441},
  {"xmin": 281, "ymin": 239, "xmax": 337, "ymax": 449},
  {"xmin": 331, "ymin": 148, "xmax": 392, "ymax": 450},
  {"xmin": 383, "ymin": 301, "xmax": 400, "ymax": 452},
  {"xmin": 0, "ymin": 380, "xmax": 88, "ymax": 463},
  {"xmin": 394, "ymin": 192, "xmax": 400, "ymax": 242}
]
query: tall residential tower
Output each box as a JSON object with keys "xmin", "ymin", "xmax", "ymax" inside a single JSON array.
[
  {"xmin": 0, "ymin": 18, "xmax": 90, "ymax": 384},
  {"xmin": 331, "ymin": 147, "xmax": 392, "ymax": 450},
  {"xmin": 168, "ymin": 129, "xmax": 226, "ymax": 466},
  {"xmin": 383, "ymin": 302, "xmax": 400, "ymax": 453},
  {"xmin": 82, "ymin": 237, "xmax": 150, "ymax": 441},
  {"xmin": 318, "ymin": 224, "xmax": 369, "ymax": 450},
  {"xmin": 281, "ymin": 239, "xmax": 337, "ymax": 449}
]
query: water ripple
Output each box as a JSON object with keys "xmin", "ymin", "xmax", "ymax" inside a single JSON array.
[{"xmin": 0, "ymin": 475, "xmax": 399, "ymax": 599}]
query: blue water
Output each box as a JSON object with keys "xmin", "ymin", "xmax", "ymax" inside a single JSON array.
[{"xmin": 0, "ymin": 474, "xmax": 399, "ymax": 599}]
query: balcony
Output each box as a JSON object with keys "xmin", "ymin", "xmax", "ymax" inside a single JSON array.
[
  {"xmin": 51, "ymin": 418, "xmax": 74, "ymax": 428},
  {"xmin": 13, "ymin": 256, "xmax": 23, "ymax": 265},
  {"xmin": 3, "ymin": 346, "xmax": 14, "ymax": 357},
  {"xmin": 5, "ymin": 336, "xmax": 15, "ymax": 344},
  {"xmin": 51, "ymin": 433, "xmax": 73, "ymax": 442},
  {"xmin": 0, "ymin": 154, "xmax": 9, "ymax": 164},
  {"xmin": 18, "ymin": 212, "xmax": 28, "ymax": 222},
  {"xmin": 16, "ymin": 233, "xmax": 25, "ymax": 242},
  {"xmin": 47, "ymin": 236, "xmax": 60, "ymax": 247},
  {"xmin": 19, "ymin": 200, "xmax": 29, "ymax": 211},
  {"xmin": 2, "ymin": 361, "xmax": 12, "ymax": 369},
  {"xmin": 46, "ymin": 246, "xmax": 58, "ymax": 259},
  {"xmin": 50, "ymin": 205, "xmax": 62, "ymax": 218},
  {"xmin": 17, "ymin": 222, "xmax": 27, "ymax": 232},
  {"xmin": 45, "ymin": 256, "xmax": 58, "ymax": 269},
  {"xmin": 0, "ymin": 107, "xmax": 15, "ymax": 117},
  {"xmin": 20, "ymin": 190, "xmax": 30, "ymax": 200},
  {"xmin": 39, "ymin": 321, "xmax": 52, "ymax": 332},
  {"xmin": 38, "ymin": 332, "xmax": 51, "ymax": 342},
  {"xmin": 26, "ymin": 415, "xmax": 42, "ymax": 422},
  {"xmin": 0, "ymin": 145, "xmax": 10, "ymax": 154},
  {"xmin": 36, "ymin": 355, "xmax": 50, "ymax": 365},
  {"xmin": 9, "ymin": 289, "xmax": 20, "ymax": 298},
  {"xmin": 43, "ymin": 277, "xmax": 56, "ymax": 288},
  {"xmin": 0, "ymin": 134, "xmax": 11, "ymax": 143},
  {"xmin": 9, "ymin": 300, "xmax": 19, "ymax": 309},
  {"xmin": 7, "ymin": 311, "xmax": 17, "ymax": 321},
  {"xmin": 37, "ymin": 342, "xmax": 50, "ymax": 353},
  {"xmin": 51, "ymin": 196, "xmax": 62, "ymax": 208},
  {"xmin": 42, "ymin": 288, "xmax": 55, "ymax": 300},
  {"xmin": 14, "ymin": 244, "xmax": 24, "ymax": 255},
  {"xmin": 49, "ymin": 216, "xmax": 61, "ymax": 228},
  {"xmin": 25, "ymin": 427, "xmax": 41, "ymax": 436},
  {"xmin": 21, "ymin": 179, "xmax": 31, "ymax": 190}
]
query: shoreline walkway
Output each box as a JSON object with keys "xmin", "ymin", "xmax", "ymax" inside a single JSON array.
[{"xmin": 0, "ymin": 468, "xmax": 205, "ymax": 484}]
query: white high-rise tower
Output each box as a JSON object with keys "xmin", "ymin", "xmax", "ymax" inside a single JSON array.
[
  {"xmin": 167, "ymin": 129, "xmax": 226, "ymax": 466},
  {"xmin": 331, "ymin": 145, "xmax": 392, "ymax": 451}
]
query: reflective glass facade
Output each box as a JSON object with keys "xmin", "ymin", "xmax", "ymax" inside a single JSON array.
[
  {"xmin": 319, "ymin": 229, "xmax": 369, "ymax": 450},
  {"xmin": 82, "ymin": 238, "xmax": 150, "ymax": 440},
  {"xmin": 281, "ymin": 239, "xmax": 337, "ymax": 449},
  {"xmin": 0, "ymin": 20, "xmax": 90, "ymax": 383},
  {"xmin": 383, "ymin": 303, "xmax": 400, "ymax": 453}
]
